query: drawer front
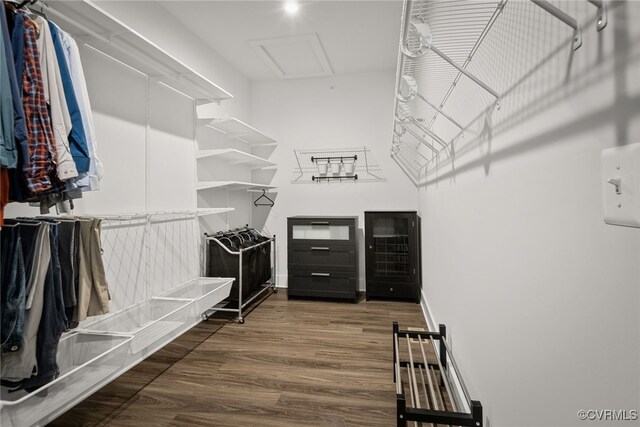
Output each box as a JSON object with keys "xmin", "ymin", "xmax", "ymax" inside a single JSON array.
[
  {"xmin": 288, "ymin": 218, "xmax": 356, "ymax": 246},
  {"xmin": 288, "ymin": 273, "xmax": 357, "ymax": 295},
  {"xmin": 366, "ymin": 280, "xmax": 416, "ymax": 300},
  {"xmin": 288, "ymin": 245, "xmax": 356, "ymax": 271}
]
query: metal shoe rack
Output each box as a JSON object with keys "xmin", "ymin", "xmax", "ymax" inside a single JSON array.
[
  {"xmin": 204, "ymin": 228, "xmax": 277, "ymax": 323},
  {"xmin": 393, "ymin": 322, "xmax": 483, "ymax": 427}
]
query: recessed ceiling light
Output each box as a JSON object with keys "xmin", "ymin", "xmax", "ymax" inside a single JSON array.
[{"xmin": 284, "ymin": 1, "xmax": 299, "ymax": 15}]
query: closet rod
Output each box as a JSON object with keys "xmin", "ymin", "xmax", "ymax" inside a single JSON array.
[
  {"xmin": 395, "ymin": 137, "xmax": 432, "ymax": 166},
  {"xmin": 416, "ymin": 93, "xmax": 465, "ymax": 130},
  {"xmin": 393, "ymin": 148, "xmax": 427, "ymax": 174},
  {"xmin": 429, "ymin": 45, "xmax": 500, "ymax": 99},
  {"xmin": 407, "ymin": 117, "xmax": 448, "ymax": 148},
  {"xmin": 398, "ymin": 126, "xmax": 439, "ymax": 155},
  {"xmin": 530, "ymin": 0, "xmax": 582, "ymax": 49}
]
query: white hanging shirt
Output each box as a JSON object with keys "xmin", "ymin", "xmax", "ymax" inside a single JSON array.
[
  {"xmin": 56, "ymin": 25, "xmax": 104, "ymax": 190},
  {"xmin": 34, "ymin": 16, "xmax": 78, "ymax": 181}
]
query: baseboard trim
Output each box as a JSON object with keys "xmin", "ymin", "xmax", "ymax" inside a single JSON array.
[
  {"xmin": 420, "ymin": 290, "xmax": 436, "ymax": 332},
  {"xmin": 419, "ymin": 289, "xmax": 471, "ymax": 414}
]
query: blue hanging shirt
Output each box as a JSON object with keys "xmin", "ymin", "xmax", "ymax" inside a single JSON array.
[{"xmin": 48, "ymin": 21, "xmax": 90, "ymax": 173}]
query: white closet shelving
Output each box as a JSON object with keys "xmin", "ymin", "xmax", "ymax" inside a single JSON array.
[
  {"xmin": 197, "ymin": 148, "xmax": 277, "ymax": 168},
  {"xmin": 197, "ymin": 207, "xmax": 235, "ymax": 217},
  {"xmin": 196, "ymin": 108, "xmax": 277, "ymax": 233},
  {"xmin": 200, "ymin": 117, "xmax": 277, "ymax": 145},
  {"xmin": 0, "ymin": 2, "xmax": 240, "ymax": 426},
  {"xmin": 197, "ymin": 181, "xmax": 276, "ymax": 192},
  {"xmin": 41, "ymin": 0, "xmax": 232, "ymax": 103}
]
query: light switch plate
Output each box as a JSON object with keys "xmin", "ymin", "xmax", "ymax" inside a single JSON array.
[{"xmin": 601, "ymin": 143, "xmax": 640, "ymax": 227}]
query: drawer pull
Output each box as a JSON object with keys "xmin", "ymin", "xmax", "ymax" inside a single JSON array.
[
  {"xmin": 310, "ymin": 221, "xmax": 330, "ymax": 225},
  {"xmin": 311, "ymin": 273, "xmax": 330, "ymax": 277},
  {"xmin": 311, "ymin": 247, "xmax": 330, "ymax": 251}
]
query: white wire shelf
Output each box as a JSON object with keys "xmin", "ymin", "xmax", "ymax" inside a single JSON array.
[
  {"xmin": 199, "ymin": 118, "xmax": 277, "ymax": 145},
  {"xmin": 292, "ymin": 147, "xmax": 386, "ymax": 184},
  {"xmin": 196, "ymin": 149, "xmax": 275, "ymax": 168},
  {"xmin": 42, "ymin": 0, "xmax": 233, "ymax": 103},
  {"xmin": 393, "ymin": 0, "xmax": 604, "ymax": 185},
  {"xmin": 196, "ymin": 181, "xmax": 277, "ymax": 192},
  {"xmin": 196, "ymin": 208, "xmax": 235, "ymax": 217}
]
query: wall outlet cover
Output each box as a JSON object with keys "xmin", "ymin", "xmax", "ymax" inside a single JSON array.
[{"xmin": 601, "ymin": 143, "xmax": 640, "ymax": 227}]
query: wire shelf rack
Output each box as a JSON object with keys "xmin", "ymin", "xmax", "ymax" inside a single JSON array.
[
  {"xmin": 393, "ymin": 0, "xmax": 607, "ymax": 185},
  {"xmin": 291, "ymin": 146, "xmax": 386, "ymax": 184}
]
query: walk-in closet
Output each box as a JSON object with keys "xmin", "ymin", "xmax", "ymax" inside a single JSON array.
[{"xmin": 1, "ymin": 1, "xmax": 638, "ymax": 426}]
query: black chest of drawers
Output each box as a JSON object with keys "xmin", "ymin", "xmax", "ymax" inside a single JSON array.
[{"xmin": 287, "ymin": 216, "xmax": 358, "ymax": 302}]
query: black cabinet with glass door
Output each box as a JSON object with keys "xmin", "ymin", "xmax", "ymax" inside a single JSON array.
[{"xmin": 365, "ymin": 211, "xmax": 421, "ymax": 303}]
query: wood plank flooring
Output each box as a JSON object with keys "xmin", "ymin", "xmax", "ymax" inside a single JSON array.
[{"xmin": 50, "ymin": 291, "xmax": 426, "ymax": 426}]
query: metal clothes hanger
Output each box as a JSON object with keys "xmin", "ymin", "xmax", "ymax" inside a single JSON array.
[{"xmin": 253, "ymin": 189, "xmax": 274, "ymax": 207}]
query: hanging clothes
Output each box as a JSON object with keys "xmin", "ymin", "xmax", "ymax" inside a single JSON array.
[
  {"xmin": 1, "ymin": 221, "xmax": 50, "ymax": 382},
  {"xmin": 1, "ymin": 215, "xmax": 111, "ymax": 391},
  {"xmin": 1, "ymin": 3, "xmax": 28, "ymax": 165},
  {"xmin": 0, "ymin": 221, "xmax": 27, "ymax": 354},
  {"xmin": 48, "ymin": 21, "xmax": 90, "ymax": 175},
  {"xmin": 20, "ymin": 16, "xmax": 63, "ymax": 197},
  {"xmin": 33, "ymin": 15, "xmax": 78, "ymax": 183},
  {"xmin": 0, "ymin": 9, "xmax": 16, "ymax": 169},
  {"xmin": 1, "ymin": 5, "xmax": 103, "ymax": 215},
  {"xmin": 75, "ymin": 217, "xmax": 109, "ymax": 321},
  {"xmin": 55, "ymin": 25, "xmax": 103, "ymax": 191}
]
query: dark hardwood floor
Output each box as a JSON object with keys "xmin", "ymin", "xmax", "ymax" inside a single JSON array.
[{"xmin": 50, "ymin": 291, "xmax": 426, "ymax": 426}]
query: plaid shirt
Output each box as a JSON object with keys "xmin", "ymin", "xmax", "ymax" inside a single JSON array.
[{"xmin": 21, "ymin": 17, "xmax": 63, "ymax": 196}]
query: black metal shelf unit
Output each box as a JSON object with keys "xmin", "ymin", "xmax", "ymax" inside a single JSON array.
[
  {"xmin": 365, "ymin": 211, "xmax": 421, "ymax": 303},
  {"xmin": 393, "ymin": 322, "xmax": 483, "ymax": 427}
]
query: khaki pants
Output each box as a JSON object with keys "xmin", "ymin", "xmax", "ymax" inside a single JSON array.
[{"xmin": 75, "ymin": 218, "xmax": 109, "ymax": 322}]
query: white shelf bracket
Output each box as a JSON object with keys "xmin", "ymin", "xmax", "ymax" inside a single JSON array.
[
  {"xmin": 587, "ymin": 0, "xmax": 607, "ymax": 31},
  {"xmin": 531, "ymin": 0, "xmax": 583, "ymax": 50}
]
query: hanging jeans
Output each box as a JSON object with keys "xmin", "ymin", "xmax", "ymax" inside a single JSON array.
[
  {"xmin": 1, "ymin": 225, "xmax": 26, "ymax": 353},
  {"xmin": 52, "ymin": 220, "xmax": 79, "ymax": 329},
  {"xmin": 1, "ymin": 223, "xmax": 49, "ymax": 382},
  {"xmin": 21, "ymin": 223, "xmax": 67, "ymax": 391}
]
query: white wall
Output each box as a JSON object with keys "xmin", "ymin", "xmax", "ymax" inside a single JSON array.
[
  {"xmin": 94, "ymin": 0, "xmax": 252, "ymax": 121},
  {"xmin": 417, "ymin": 2, "xmax": 640, "ymax": 426},
  {"xmin": 251, "ymin": 71, "xmax": 417, "ymax": 289}
]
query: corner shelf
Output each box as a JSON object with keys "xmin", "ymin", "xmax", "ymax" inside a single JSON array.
[
  {"xmin": 197, "ymin": 181, "xmax": 276, "ymax": 192},
  {"xmin": 44, "ymin": 0, "xmax": 233, "ymax": 103},
  {"xmin": 196, "ymin": 149, "xmax": 276, "ymax": 169},
  {"xmin": 199, "ymin": 118, "xmax": 276, "ymax": 145}
]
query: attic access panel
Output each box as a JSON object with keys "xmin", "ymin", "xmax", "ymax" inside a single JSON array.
[{"xmin": 249, "ymin": 34, "xmax": 333, "ymax": 80}]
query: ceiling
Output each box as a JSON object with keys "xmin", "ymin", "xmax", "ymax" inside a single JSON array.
[{"xmin": 159, "ymin": 1, "xmax": 403, "ymax": 81}]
